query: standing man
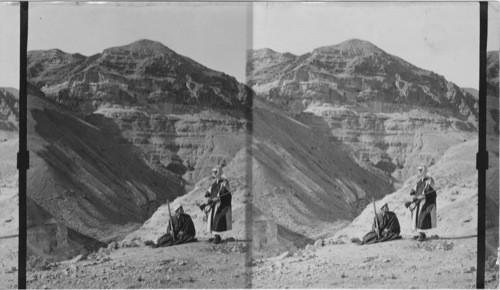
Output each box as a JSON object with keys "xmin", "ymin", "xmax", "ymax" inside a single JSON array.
[
  {"xmin": 204, "ymin": 166, "xmax": 232, "ymax": 244},
  {"xmin": 408, "ymin": 165, "xmax": 437, "ymax": 242}
]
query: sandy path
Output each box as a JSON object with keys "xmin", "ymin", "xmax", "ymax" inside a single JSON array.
[
  {"xmin": 27, "ymin": 240, "xmax": 251, "ymax": 289},
  {"xmin": 26, "ymin": 234, "xmax": 498, "ymax": 289},
  {"xmin": 252, "ymin": 236, "xmax": 498, "ymax": 289},
  {"xmin": 0, "ymin": 182, "xmax": 18, "ymax": 289}
]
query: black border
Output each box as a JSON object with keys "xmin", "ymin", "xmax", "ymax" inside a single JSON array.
[
  {"xmin": 476, "ymin": 1, "xmax": 488, "ymax": 289},
  {"xmin": 15, "ymin": 1, "xmax": 493, "ymax": 289},
  {"xmin": 18, "ymin": 2, "xmax": 28, "ymax": 289}
]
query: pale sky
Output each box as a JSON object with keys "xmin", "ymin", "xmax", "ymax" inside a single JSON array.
[
  {"xmin": 0, "ymin": 2, "xmax": 499, "ymax": 89},
  {"xmin": 0, "ymin": 2, "xmax": 20, "ymax": 90}
]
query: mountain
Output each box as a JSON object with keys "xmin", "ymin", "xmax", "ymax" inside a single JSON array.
[
  {"xmin": 28, "ymin": 39, "xmax": 251, "ymax": 116},
  {"xmin": 248, "ymin": 39, "xmax": 478, "ymax": 181},
  {"xmin": 28, "ymin": 39, "xmax": 252, "ymax": 184},
  {"xmin": 249, "ymin": 39, "xmax": 476, "ymax": 120}
]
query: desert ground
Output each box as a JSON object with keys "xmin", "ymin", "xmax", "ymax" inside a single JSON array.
[
  {"xmin": 26, "ymin": 231, "xmax": 498, "ymax": 289},
  {"xmin": 0, "ymin": 138, "xmax": 19, "ymax": 289}
]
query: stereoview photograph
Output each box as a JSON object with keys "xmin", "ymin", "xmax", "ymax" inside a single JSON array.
[
  {"xmin": 22, "ymin": 1, "xmax": 499, "ymax": 289},
  {"xmin": 0, "ymin": 2, "xmax": 20, "ymax": 289}
]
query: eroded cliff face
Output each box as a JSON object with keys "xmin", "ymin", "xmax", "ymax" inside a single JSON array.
[
  {"xmin": 84, "ymin": 105, "xmax": 248, "ymax": 183},
  {"xmin": 28, "ymin": 39, "xmax": 251, "ymax": 116},
  {"xmin": 248, "ymin": 39, "xmax": 478, "ymax": 181}
]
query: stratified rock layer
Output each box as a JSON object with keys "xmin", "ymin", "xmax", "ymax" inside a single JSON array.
[{"xmin": 248, "ymin": 39, "xmax": 478, "ymax": 180}]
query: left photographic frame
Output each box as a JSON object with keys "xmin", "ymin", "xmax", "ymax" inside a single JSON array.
[{"xmin": 0, "ymin": 2, "xmax": 20, "ymax": 289}]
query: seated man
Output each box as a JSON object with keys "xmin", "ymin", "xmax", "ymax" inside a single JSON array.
[
  {"xmin": 360, "ymin": 203, "xmax": 401, "ymax": 245},
  {"xmin": 146, "ymin": 205, "xmax": 197, "ymax": 248}
]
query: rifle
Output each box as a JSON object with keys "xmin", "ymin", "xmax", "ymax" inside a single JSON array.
[
  {"xmin": 405, "ymin": 188, "xmax": 438, "ymax": 211},
  {"xmin": 372, "ymin": 198, "xmax": 380, "ymax": 239},
  {"xmin": 201, "ymin": 179, "xmax": 228, "ymax": 214},
  {"xmin": 167, "ymin": 201, "xmax": 176, "ymax": 241}
]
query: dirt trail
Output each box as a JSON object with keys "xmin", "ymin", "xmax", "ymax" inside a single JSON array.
[
  {"xmin": 252, "ymin": 235, "xmax": 498, "ymax": 289},
  {"xmin": 26, "ymin": 233, "xmax": 498, "ymax": 289},
  {"xmin": 27, "ymin": 239, "xmax": 251, "ymax": 289},
  {"xmin": 0, "ymin": 177, "xmax": 18, "ymax": 289}
]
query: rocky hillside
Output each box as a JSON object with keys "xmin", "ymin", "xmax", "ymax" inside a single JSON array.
[
  {"xmin": 0, "ymin": 87, "xmax": 18, "ymax": 289},
  {"xmin": 27, "ymin": 88, "xmax": 185, "ymax": 260},
  {"xmin": 488, "ymin": 51, "xmax": 499, "ymax": 98},
  {"xmin": 331, "ymin": 139, "xmax": 497, "ymax": 239},
  {"xmin": 248, "ymin": 39, "xmax": 478, "ymax": 181},
  {"xmin": 0, "ymin": 88, "xmax": 19, "ymax": 139},
  {"xmin": 128, "ymin": 98, "xmax": 395, "ymax": 257}
]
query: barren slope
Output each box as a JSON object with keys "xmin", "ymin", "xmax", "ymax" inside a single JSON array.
[
  {"xmin": 27, "ymin": 90, "xmax": 183, "ymax": 260},
  {"xmin": 128, "ymin": 98, "xmax": 395, "ymax": 257},
  {"xmin": 330, "ymin": 138, "xmax": 499, "ymax": 262},
  {"xmin": 0, "ymin": 88, "xmax": 19, "ymax": 289}
]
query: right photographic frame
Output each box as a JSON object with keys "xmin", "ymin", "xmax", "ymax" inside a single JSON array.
[
  {"xmin": 20, "ymin": 1, "xmax": 499, "ymax": 289},
  {"xmin": 247, "ymin": 1, "xmax": 499, "ymax": 288}
]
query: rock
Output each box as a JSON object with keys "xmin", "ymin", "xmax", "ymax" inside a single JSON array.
[
  {"xmin": 69, "ymin": 254, "xmax": 84, "ymax": 264},
  {"xmin": 138, "ymin": 276, "xmax": 144, "ymax": 282},
  {"xmin": 107, "ymin": 241, "xmax": 118, "ymax": 250},
  {"xmin": 314, "ymin": 239, "xmax": 325, "ymax": 248},
  {"xmin": 341, "ymin": 273, "xmax": 347, "ymax": 278},
  {"xmin": 276, "ymin": 251, "xmax": 291, "ymax": 260}
]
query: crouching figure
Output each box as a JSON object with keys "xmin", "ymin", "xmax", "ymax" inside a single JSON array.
[
  {"xmin": 146, "ymin": 205, "xmax": 197, "ymax": 248},
  {"xmin": 360, "ymin": 203, "xmax": 402, "ymax": 245}
]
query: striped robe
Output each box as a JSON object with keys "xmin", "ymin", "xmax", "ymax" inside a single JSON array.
[
  {"xmin": 205, "ymin": 178, "xmax": 232, "ymax": 233},
  {"xmin": 410, "ymin": 176, "xmax": 437, "ymax": 231}
]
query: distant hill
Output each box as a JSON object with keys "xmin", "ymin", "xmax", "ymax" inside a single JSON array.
[{"xmin": 462, "ymin": 87, "xmax": 478, "ymax": 99}]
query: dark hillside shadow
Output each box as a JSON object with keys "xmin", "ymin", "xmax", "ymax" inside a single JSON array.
[{"xmin": 29, "ymin": 104, "xmax": 183, "ymax": 250}]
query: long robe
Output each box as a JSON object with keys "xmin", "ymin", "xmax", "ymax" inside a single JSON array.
[
  {"xmin": 156, "ymin": 213, "xmax": 197, "ymax": 247},
  {"xmin": 410, "ymin": 176, "xmax": 437, "ymax": 231},
  {"xmin": 205, "ymin": 178, "xmax": 232, "ymax": 233},
  {"xmin": 362, "ymin": 211, "xmax": 401, "ymax": 244}
]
